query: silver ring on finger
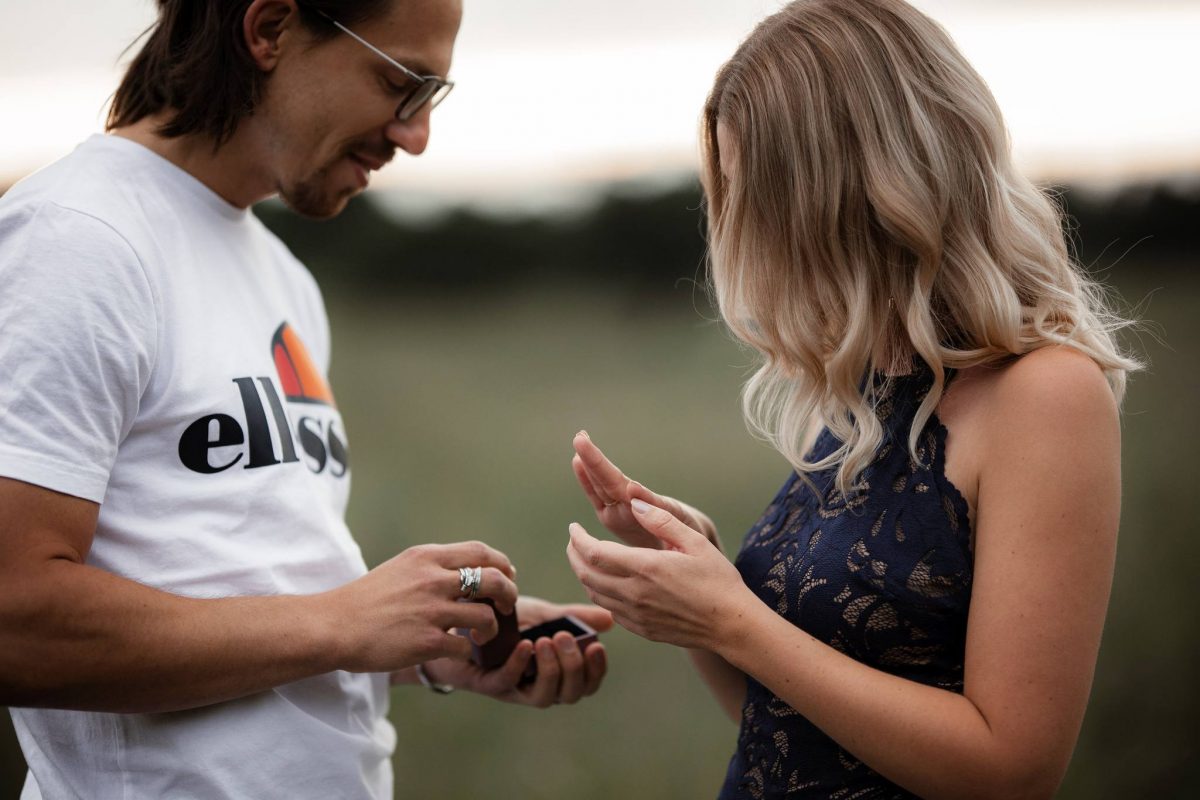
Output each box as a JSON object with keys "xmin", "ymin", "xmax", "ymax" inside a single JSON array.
[{"xmin": 459, "ymin": 565, "xmax": 483, "ymax": 600}]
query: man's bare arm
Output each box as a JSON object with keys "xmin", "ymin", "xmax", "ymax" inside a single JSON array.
[{"xmin": 0, "ymin": 477, "xmax": 517, "ymax": 714}]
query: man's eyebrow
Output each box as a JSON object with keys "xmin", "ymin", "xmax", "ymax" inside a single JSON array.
[{"xmin": 383, "ymin": 55, "xmax": 441, "ymax": 78}]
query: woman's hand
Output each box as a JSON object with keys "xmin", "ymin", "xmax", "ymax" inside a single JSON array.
[
  {"xmin": 566, "ymin": 499, "xmax": 754, "ymax": 651},
  {"xmin": 571, "ymin": 431, "xmax": 720, "ymax": 551},
  {"xmin": 413, "ymin": 596, "xmax": 612, "ymax": 708}
]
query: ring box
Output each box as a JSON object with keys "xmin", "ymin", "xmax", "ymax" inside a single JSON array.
[
  {"xmin": 470, "ymin": 600, "xmax": 520, "ymax": 670},
  {"xmin": 466, "ymin": 601, "xmax": 599, "ymax": 683},
  {"xmin": 517, "ymin": 615, "xmax": 600, "ymax": 683}
]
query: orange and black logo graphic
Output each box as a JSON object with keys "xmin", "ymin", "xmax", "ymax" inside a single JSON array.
[
  {"xmin": 178, "ymin": 322, "xmax": 349, "ymax": 477},
  {"xmin": 272, "ymin": 322, "xmax": 335, "ymax": 406}
]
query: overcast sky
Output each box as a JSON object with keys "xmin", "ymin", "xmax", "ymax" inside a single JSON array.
[{"xmin": 1, "ymin": 0, "xmax": 1198, "ymax": 208}]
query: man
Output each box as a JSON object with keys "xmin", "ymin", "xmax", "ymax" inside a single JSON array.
[{"xmin": 0, "ymin": 1, "xmax": 610, "ymax": 797}]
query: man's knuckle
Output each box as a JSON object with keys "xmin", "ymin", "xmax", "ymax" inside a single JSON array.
[
  {"xmin": 416, "ymin": 629, "xmax": 443, "ymax": 657},
  {"xmin": 419, "ymin": 572, "xmax": 446, "ymax": 594}
]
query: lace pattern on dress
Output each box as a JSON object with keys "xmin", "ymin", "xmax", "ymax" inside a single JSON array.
[{"xmin": 719, "ymin": 364, "xmax": 972, "ymax": 799}]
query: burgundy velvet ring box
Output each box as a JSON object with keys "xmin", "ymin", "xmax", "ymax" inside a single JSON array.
[{"xmin": 464, "ymin": 600, "xmax": 599, "ymax": 683}]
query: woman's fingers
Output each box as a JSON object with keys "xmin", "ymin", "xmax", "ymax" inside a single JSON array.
[
  {"xmin": 572, "ymin": 454, "xmax": 609, "ymax": 510},
  {"xmin": 566, "ymin": 539, "xmax": 632, "ymax": 601},
  {"xmin": 567, "ymin": 524, "xmax": 640, "ymax": 582},
  {"xmin": 567, "ymin": 523, "xmax": 642, "ymax": 576},
  {"xmin": 627, "ymin": 479, "xmax": 670, "ymax": 510},
  {"xmin": 582, "ymin": 586, "xmax": 625, "ymax": 617},
  {"xmin": 629, "ymin": 499, "xmax": 707, "ymax": 553},
  {"xmin": 573, "ymin": 432, "xmax": 630, "ymax": 505}
]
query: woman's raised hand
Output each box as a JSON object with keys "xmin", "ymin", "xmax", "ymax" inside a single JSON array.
[
  {"xmin": 571, "ymin": 431, "xmax": 718, "ymax": 551},
  {"xmin": 566, "ymin": 501, "xmax": 752, "ymax": 651}
]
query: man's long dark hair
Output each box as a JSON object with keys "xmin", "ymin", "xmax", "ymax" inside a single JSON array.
[{"xmin": 106, "ymin": 0, "xmax": 390, "ymax": 146}]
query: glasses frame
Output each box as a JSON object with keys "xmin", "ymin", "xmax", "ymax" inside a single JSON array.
[{"xmin": 310, "ymin": 8, "xmax": 454, "ymax": 121}]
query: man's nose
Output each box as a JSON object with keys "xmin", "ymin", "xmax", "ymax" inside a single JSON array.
[{"xmin": 385, "ymin": 108, "xmax": 432, "ymax": 156}]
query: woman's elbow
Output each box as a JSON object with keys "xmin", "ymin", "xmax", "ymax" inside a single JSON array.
[{"xmin": 975, "ymin": 751, "xmax": 1068, "ymax": 800}]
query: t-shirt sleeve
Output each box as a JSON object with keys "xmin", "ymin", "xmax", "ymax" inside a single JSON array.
[{"xmin": 0, "ymin": 201, "xmax": 158, "ymax": 503}]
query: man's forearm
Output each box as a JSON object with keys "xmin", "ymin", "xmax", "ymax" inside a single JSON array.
[{"xmin": 0, "ymin": 558, "xmax": 340, "ymax": 714}]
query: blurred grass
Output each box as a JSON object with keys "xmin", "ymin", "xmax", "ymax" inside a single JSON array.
[
  {"xmin": 3, "ymin": 268, "xmax": 1197, "ymax": 798},
  {"xmin": 328, "ymin": 286, "xmax": 779, "ymax": 798}
]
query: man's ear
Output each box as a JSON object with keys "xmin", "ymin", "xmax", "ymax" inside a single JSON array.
[{"xmin": 243, "ymin": 0, "xmax": 300, "ymax": 72}]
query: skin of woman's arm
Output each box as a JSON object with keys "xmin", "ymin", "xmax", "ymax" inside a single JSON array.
[
  {"xmin": 675, "ymin": 508, "xmax": 747, "ymax": 722},
  {"xmin": 687, "ymin": 648, "xmax": 747, "ymax": 723},
  {"xmin": 569, "ymin": 347, "xmax": 1120, "ymax": 800}
]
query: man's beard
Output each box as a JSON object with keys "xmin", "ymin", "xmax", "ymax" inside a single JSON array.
[{"xmin": 278, "ymin": 158, "xmax": 356, "ymax": 220}]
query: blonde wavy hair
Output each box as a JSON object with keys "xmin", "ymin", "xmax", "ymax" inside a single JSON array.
[{"xmin": 702, "ymin": 0, "xmax": 1141, "ymax": 496}]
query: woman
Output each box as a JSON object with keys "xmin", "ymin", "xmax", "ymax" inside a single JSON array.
[{"xmin": 565, "ymin": 1, "xmax": 1140, "ymax": 798}]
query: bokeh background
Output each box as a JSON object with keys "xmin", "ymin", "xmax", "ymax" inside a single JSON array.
[{"xmin": 2, "ymin": 0, "xmax": 1198, "ymax": 797}]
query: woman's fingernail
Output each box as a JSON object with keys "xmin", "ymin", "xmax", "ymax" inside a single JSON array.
[
  {"xmin": 577, "ymin": 430, "xmax": 590, "ymax": 439},
  {"xmin": 631, "ymin": 498, "xmax": 652, "ymax": 515}
]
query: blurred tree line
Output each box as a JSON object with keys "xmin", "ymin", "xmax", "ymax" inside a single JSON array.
[
  {"xmin": 253, "ymin": 177, "xmax": 1200, "ymax": 295},
  {"xmin": 258, "ymin": 183, "xmax": 712, "ymax": 295}
]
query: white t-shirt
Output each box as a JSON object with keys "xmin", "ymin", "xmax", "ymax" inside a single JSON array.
[{"xmin": 0, "ymin": 135, "xmax": 395, "ymax": 799}]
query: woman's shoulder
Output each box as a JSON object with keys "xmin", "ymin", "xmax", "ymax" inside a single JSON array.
[
  {"xmin": 935, "ymin": 346, "xmax": 1119, "ymax": 525},
  {"xmin": 972, "ymin": 345, "xmax": 1117, "ymax": 428},
  {"xmin": 956, "ymin": 346, "xmax": 1121, "ymax": 492}
]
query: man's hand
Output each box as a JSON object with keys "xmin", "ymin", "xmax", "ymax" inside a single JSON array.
[
  {"xmin": 410, "ymin": 596, "xmax": 613, "ymax": 708},
  {"xmin": 323, "ymin": 541, "xmax": 519, "ymax": 674},
  {"xmin": 572, "ymin": 431, "xmax": 720, "ymax": 550}
]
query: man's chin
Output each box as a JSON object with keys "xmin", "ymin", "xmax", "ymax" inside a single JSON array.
[{"xmin": 278, "ymin": 181, "xmax": 358, "ymax": 220}]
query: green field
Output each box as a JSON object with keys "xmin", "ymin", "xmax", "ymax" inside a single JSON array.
[{"xmin": 3, "ymin": 268, "xmax": 1197, "ymax": 798}]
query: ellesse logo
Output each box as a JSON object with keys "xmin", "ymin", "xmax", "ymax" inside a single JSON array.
[
  {"xmin": 178, "ymin": 322, "xmax": 349, "ymax": 477},
  {"xmin": 272, "ymin": 321, "xmax": 335, "ymax": 405}
]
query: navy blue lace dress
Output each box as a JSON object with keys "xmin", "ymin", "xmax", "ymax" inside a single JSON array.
[{"xmin": 720, "ymin": 365, "xmax": 973, "ymax": 799}]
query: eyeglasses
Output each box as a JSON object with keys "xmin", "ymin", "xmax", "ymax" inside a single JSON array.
[{"xmin": 311, "ymin": 9, "xmax": 454, "ymax": 122}]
